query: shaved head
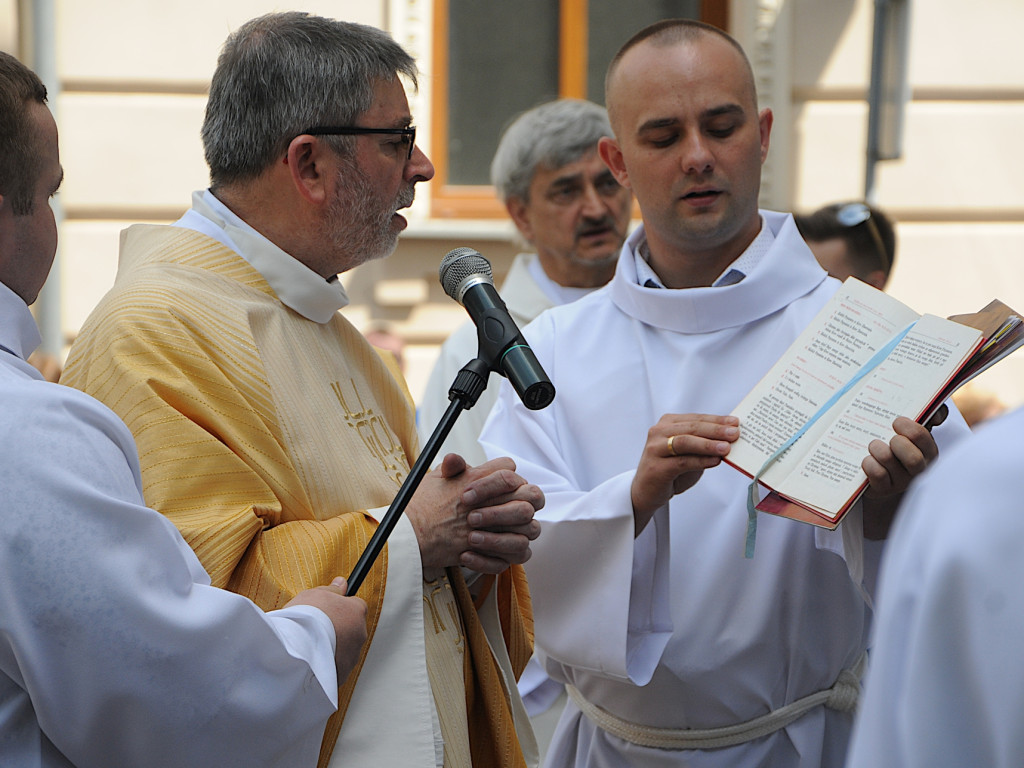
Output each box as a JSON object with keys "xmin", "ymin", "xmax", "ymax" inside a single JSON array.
[
  {"xmin": 605, "ymin": 20, "xmax": 758, "ymax": 133},
  {"xmin": 596, "ymin": 19, "xmax": 772, "ymax": 286}
]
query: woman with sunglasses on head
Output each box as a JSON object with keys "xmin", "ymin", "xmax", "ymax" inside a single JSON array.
[{"xmin": 795, "ymin": 201, "xmax": 896, "ymax": 290}]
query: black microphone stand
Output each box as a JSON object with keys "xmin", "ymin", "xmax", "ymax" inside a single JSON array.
[{"xmin": 346, "ymin": 357, "xmax": 491, "ymax": 595}]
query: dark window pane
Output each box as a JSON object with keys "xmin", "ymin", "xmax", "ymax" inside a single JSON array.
[
  {"xmin": 448, "ymin": 1, "xmax": 559, "ymax": 185},
  {"xmin": 587, "ymin": 0, "xmax": 702, "ymax": 103}
]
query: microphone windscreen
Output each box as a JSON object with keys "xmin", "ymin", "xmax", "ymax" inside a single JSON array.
[{"xmin": 439, "ymin": 247, "xmax": 493, "ymax": 301}]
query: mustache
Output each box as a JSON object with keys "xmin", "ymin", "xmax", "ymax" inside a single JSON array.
[
  {"xmin": 575, "ymin": 216, "xmax": 618, "ymax": 238},
  {"xmin": 395, "ymin": 186, "xmax": 415, "ymax": 210}
]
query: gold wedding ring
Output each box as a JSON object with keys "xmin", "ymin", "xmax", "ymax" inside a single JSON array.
[{"xmin": 667, "ymin": 435, "xmax": 678, "ymax": 456}]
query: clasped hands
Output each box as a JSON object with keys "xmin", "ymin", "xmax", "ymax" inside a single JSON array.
[
  {"xmin": 630, "ymin": 407, "xmax": 947, "ymax": 537},
  {"xmin": 406, "ymin": 453, "xmax": 544, "ymax": 574},
  {"xmin": 282, "ymin": 452, "xmax": 543, "ymax": 677}
]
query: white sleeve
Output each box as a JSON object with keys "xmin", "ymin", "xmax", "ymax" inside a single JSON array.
[
  {"xmin": 480, "ymin": 335, "xmax": 672, "ymax": 685},
  {"xmin": 848, "ymin": 409, "xmax": 1024, "ymax": 768},
  {"xmin": 0, "ymin": 384, "xmax": 338, "ymax": 768}
]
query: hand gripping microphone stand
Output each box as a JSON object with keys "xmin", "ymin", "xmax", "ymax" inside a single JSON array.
[{"xmin": 346, "ymin": 248, "xmax": 555, "ymax": 594}]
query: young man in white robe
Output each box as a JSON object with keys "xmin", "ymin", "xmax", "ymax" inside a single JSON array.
[
  {"xmin": 480, "ymin": 19, "xmax": 968, "ymax": 768},
  {"xmin": 0, "ymin": 49, "xmax": 369, "ymax": 768}
]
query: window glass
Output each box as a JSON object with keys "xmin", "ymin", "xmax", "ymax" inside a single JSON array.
[
  {"xmin": 587, "ymin": 0, "xmax": 703, "ymax": 102},
  {"xmin": 448, "ymin": 0, "xmax": 559, "ymax": 185},
  {"xmin": 437, "ymin": 0, "xmax": 718, "ymax": 215}
]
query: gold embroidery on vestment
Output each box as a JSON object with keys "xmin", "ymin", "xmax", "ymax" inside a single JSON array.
[
  {"xmin": 331, "ymin": 379, "xmax": 405, "ymax": 485},
  {"xmin": 422, "ymin": 573, "xmax": 466, "ymax": 654}
]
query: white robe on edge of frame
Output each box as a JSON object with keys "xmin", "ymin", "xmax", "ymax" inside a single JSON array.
[
  {"xmin": 480, "ymin": 211, "xmax": 970, "ymax": 768},
  {"xmin": 847, "ymin": 406, "xmax": 1024, "ymax": 768},
  {"xmin": 0, "ymin": 280, "xmax": 339, "ymax": 768}
]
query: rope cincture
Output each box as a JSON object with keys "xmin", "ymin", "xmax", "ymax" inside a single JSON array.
[{"xmin": 566, "ymin": 653, "xmax": 867, "ymax": 750}]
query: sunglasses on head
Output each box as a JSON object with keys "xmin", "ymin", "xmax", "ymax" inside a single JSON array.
[{"xmin": 836, "ymin": 202, "xmax": 889, "ymax": 274}]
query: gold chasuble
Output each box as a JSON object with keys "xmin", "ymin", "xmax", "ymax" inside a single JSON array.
[{"xmin": 62, "ymin": 225, "xmax": 534, "ymax": 768}]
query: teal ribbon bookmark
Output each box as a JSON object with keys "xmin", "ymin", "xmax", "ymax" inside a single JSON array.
[{"xmin": 743, "ymin": 321, "xmax": 916, "ymax": 558}]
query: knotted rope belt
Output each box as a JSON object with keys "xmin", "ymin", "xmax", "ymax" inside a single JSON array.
[{"xmin": 565, "ymin": 653, "xmax": 866, "ymax": 751}]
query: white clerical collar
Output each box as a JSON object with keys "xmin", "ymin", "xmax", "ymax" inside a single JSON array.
[
  {"xmin": 633, "ymin": 216, "xmax": 775, "ymax": 288},
  {"xmin": 525, "ymin": 253, "xmax": 598, "ymax": 305},
  {"xmin": 610, "ymin": 212, "xmax": 829, "ymax": 335},
  {"xmin": 174, "ymin": 189, "xmax": 349, "ymax": 324}
]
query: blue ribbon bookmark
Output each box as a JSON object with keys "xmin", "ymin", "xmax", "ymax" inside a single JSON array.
[{"xmin": 743, "ymin": 321, "xmax": 916, "ymax": 558}]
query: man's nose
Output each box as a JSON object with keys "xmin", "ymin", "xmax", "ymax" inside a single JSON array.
[
  {"xmin": 407, "ymin": 145, "xmax": 435, "ymax": 183},
  {"xmin": 579, "ymin": 183, "xmax": 607, "ymax": 218},
  {"xmin": 679, "ymin": 134, "xmax": 714, "ymax": 175}
]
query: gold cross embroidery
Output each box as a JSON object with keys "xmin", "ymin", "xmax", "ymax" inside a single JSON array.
[{"xmin": 331, "ymin": 379, "xmax": 406, "ymax": 486}]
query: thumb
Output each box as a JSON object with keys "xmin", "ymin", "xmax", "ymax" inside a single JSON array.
[{"xmin": 440, "ymin": 452, "xmax": 468, "ymax": 478}]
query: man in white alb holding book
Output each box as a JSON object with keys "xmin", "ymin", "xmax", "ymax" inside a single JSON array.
[{"xmin": 480, "ymin": 19, "xmax": 970, "ymax": 768}]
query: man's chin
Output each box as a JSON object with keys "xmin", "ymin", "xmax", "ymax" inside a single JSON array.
[
  {"xmin": 575, "ymin": 243, "xmax": 623, "ymax": 265},
  {"xmin": 340, "ymin": 235, "xmax": 401, "ymax": 271},
  {"xmin": 379, "ymin": 231, "xmax": 402, "ymax": 261},
  {"xmin": 368, "ymin": 220, "xmax": 405, "ymax": 261}
]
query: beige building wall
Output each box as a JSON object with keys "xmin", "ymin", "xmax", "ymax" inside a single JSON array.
[
  {"xmin": 6, "ymin": 0, "xmax": 1024, "ymax": 411},
  {"xmin": 0, "ymin": 2, "xmax": 15, "ymax": 51},
  {"xmin": 790, "ymin": 0, "xmax": 1024, "ymax": 409}
]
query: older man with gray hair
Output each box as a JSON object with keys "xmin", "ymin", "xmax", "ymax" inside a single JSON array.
[
  {"xmin": 63, "ymin": 12, "xmax": 543, "ymax": 768},
  {"xmin": 420, "ymin": 98, "xmax": 632, "ymax": 466}
]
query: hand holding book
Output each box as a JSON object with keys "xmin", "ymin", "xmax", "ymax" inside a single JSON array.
[{"xmin": 725, "ymin": 279, "xmax": 1024, "ymax": 543}]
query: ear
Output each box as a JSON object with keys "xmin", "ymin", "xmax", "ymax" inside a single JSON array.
[
  {"xmin": 598, "ymin": 136, "xmax": 630, "ymax": 189},
  {"xmin": 758, "ymin": 108, "xmax": 773, "ymax": 164},
  {"xmin": 505, "ymin": 197, "xmax": 534, "ymax": 243},
  {"xmin": 285, "ymin": 135, "xmax": 330, "ymax": 205}
]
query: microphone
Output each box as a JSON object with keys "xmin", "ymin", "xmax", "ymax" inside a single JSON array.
[{"xmin": 439, "ymin": 247, "xmax": 555, "ymax": 410}]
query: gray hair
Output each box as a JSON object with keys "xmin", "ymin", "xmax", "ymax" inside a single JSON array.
[
  {"xmin": 490, "ymin": 99, "xmax": 613, "ymax": 203},
  {"xmin": 202, "ymin": 11, "xmax": 417, "ymax": 188}
]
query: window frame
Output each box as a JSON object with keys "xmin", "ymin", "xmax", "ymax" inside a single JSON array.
[{"xmin": 430, "ymin": 0, "xmax": 729, "ymax": 219}]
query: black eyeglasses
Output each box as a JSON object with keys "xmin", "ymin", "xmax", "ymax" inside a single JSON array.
[
  {"xmin": 301, "ymin": 125, "xmax": 417, "ymax": 160},
  {"xmin": 836, "ymin": 202, "xmax": 889, "ymax": 274}
]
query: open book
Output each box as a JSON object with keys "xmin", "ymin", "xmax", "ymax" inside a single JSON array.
[{"xmin": 725, "ymin": 278, "xmax": 1024, "ymax": 529}]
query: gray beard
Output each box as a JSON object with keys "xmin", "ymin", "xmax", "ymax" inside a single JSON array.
[{"xmin": 325, "ymin": 159, "xmax": 413, "ymax": 268}]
